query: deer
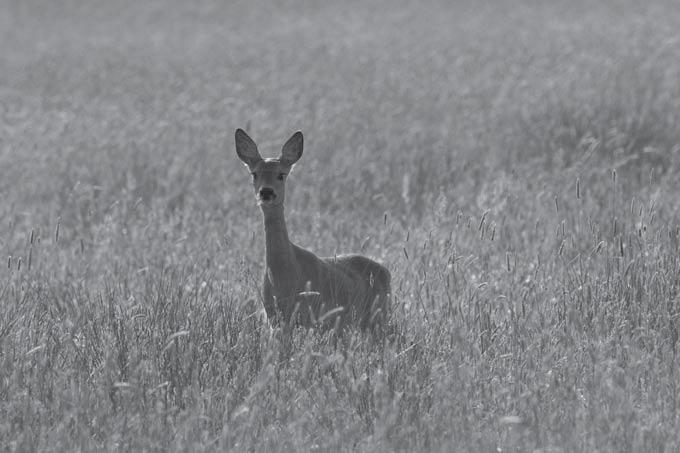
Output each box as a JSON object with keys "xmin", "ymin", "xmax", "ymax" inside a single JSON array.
[{"xmin": 235, "ymin": 128, "xmax": 391, "ymax": 333}]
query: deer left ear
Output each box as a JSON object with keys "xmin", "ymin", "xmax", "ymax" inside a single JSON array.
[
  {"xmin": 281, "ymin": 131, "xmax": 303, "ymax": 166},
  {"xmin": 235, "ymin": 128, "xmax": 263, "ymax": 168}
]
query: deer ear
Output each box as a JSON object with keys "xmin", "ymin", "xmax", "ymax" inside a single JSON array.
[
  {"xmin": 235, "ymin": 129, "xmax": 262, "ymax": 168},
  {"xmin": 281, "ymin": 131, "xmax": 303, "ymax": 166}
]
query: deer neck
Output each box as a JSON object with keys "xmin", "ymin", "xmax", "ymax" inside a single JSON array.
[{"xmin": 261, "ymin": 205, "xmax": 300, "ymax": 298}]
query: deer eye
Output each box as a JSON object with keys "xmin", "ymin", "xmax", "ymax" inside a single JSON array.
[
  {"xmin": 251, "ymin": 172, "xmax": 258, "ymax": 181},
  {"xmin": 277, "ymin": 173, "xmax": 286, "ymax": 181}
]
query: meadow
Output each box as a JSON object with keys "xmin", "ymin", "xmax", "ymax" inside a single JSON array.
[{"xmin": 2, "ymin": 0, "xmax": 680, "ymax": 451}]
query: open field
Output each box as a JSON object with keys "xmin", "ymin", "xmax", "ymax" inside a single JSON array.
[{"xmin": 2, "ymin": 0, "xmax": 680, "ymax": 450}]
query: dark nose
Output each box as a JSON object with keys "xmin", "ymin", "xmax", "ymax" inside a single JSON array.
[{"xmin": 259, "ymin": 187, "xmax": 276, "ymax": 201}]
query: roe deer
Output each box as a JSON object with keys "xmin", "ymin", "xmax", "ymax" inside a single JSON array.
[{"xmin": 235, "ymin": 129, "xmax": 391, "ymax": 332}]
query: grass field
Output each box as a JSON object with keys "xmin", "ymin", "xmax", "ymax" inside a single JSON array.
[{"xmin": 2, "ymin": 0, "xmax": 680, "ymax": 451}]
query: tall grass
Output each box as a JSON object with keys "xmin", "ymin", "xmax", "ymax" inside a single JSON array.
[{"xmin": 1, "ymin": 0, "xmax": 680, "ymax": 451}]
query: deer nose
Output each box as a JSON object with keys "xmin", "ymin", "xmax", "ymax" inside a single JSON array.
[{"xmin": 259, "ymin": 187, "xmax": 276, "ymax": 201}]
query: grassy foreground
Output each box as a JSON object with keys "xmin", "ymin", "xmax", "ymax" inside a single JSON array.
[{"xmin": 2, "ymin": 0, "xmax": 680, "ymax": 451}]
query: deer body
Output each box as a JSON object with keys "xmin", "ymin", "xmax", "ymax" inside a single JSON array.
[{"xmin": 235, "ymin": 129, "xmax": 391, "ymax": 331}]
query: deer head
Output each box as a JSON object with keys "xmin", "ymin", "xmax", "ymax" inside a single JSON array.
[{"xmin": 235, "ymin": 129, "xmax": 303, "ymax": 209}]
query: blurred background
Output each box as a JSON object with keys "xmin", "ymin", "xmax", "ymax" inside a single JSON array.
[{"xmin": 3, "ymin": 1, "xmax": 679, "ymax": 244}]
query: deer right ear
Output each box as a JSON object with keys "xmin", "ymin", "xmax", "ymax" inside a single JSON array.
[
  {"xmin": 281, "ymin": 131, "xmax": 303, "ymax": 166},
  {"xmin": 235, "ymin": 129, "xmax": 262, "ymax": 168}
]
